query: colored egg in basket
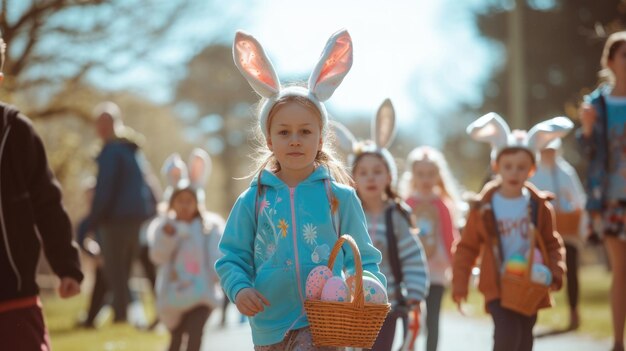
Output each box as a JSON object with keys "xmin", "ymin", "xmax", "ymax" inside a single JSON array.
[
  {"xmin": 305, "ymin": 265, "xmax": 333, "ymax": 300},
  {"xmin": 504, "ymin": 254, "xmax": 527, "ymax": 277},
  {"xmin": 320, "ymin": 276, "xmax": 350, "ymax": 302},
  {"xmin": 345, "ymin": 274, "xmax": 388, "ymax": 304},
  {"xmin": 362, "ymin": 270, "xmax": 383, "ymax": 284},
  {"xmin": 362, "ymin": 276, "xmax": 388, "ymax": 304},
  {"xmin": 530, "ymin": 263, "xmax": 552, "ymax": 286}
]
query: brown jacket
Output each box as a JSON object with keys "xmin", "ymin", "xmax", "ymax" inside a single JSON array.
[{"xmin": 452, "ymin": 180, "xmax": 565, "ymax": 310}]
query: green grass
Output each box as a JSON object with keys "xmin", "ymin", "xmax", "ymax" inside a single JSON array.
[
  {"xmin": 43, "ymin": 291, "xmax": 168, "ymax": 351},
  {"xmin": 442, "ymin": 264, "xmax": 612, "ymax": 339},
  {"xmin": 41, "ymin": 264, "xmax": 612, "ymax": 349}
]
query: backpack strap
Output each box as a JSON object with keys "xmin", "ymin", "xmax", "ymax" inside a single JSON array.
[{"xmin": 384, "ymin": 205, "xmax": 406, "ymax": 307}]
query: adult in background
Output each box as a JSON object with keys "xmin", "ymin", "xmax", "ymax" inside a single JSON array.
[
  {"xmin": 577, "ymin": 31, "xmax": 626, "ymax": 351},
  {"xmin": 78, "ymin": 101, "xmax": 157, "ymax": 323}
]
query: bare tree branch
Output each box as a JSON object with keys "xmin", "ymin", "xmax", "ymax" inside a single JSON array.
[
  {"xmin": 27, "ymin": 105, "xmax": 89, "ymax": 120},
  {"xmin": 11, "ymin": 18, "xmax": 41, "ymax": 76}
]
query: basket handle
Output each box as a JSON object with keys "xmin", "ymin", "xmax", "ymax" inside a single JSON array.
[
  {"xmin": 327, "ymin": 234, "xmax": 365, "ymax": 309},
  {"xmin": 525, "ymin": 225, "xmax": 551, "ymax": 280}
]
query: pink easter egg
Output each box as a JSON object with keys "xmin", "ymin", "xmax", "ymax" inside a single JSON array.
[
  {"xmin": 362, "ymin": 276, "xmax": 388, "ymax": 304},
  {"xmin": 305, "ymin": 266, "xmax": 333, "ymax": 300},
  {"xmin": 320, "ymin": 276, "xmax": 349, "ymax": 302}
]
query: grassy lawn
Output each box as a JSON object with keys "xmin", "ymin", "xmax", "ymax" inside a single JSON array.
[
  {"xmin": 40, "ymin": 263, "xmax": 612, "ymax": 349},
  {"xmin": 42, "ymin": 291, "xmax": 168, "ymax": 351},
  {"xmin": 441, "ymin": 263, "xmax": 612, "ymax": 339}
]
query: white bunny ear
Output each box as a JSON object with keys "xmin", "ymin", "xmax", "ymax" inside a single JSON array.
[
  {"xmin": 161, "ymin": 153, "xmax": 188, "ymax": 188},
  {"xmin": 233, "ymin": 30, "xmax": 281, "ymax": 98},
  {"xmin": 187, "ymin": 148, "xmax": 211, "ymax": 188},
  {"xmin": 466, "ymin": 112, "xmax": 511, "ymax": 150},
  {"xmin": 527, "ymin": 116, "xmax": 574, "ymax": 153},
  {"xmin": 308, "ymin": 29, "xmax": 353, "ymax": 102},
  {"xmin": 329, "ymin": 120, "xmax": 357, "ymax": 153},
  {"xmin": 373, "ymin": 99, "xmax": 396, "ymax": 148}
]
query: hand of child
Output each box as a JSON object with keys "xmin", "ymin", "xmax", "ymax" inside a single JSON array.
[
  {"xmin": 235, "ymin": 288, "xmax": 271, "ymax": 317},
  {"xmin": 579, "ymin": 102, "xmax": 596, "ymax": 137},
  {"xmin": 163, "ymin": 222, "xmax": 176, "ymax": 236},
  {"xmin": 452, "ymin": 293, "xmax": 466, "ymax": 316},
  {"xmin": 58, "ymin": 277, "xmax": 81, "ymax": 299}
]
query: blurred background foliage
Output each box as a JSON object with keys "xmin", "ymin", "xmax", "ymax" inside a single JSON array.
[{"xmin": 0, "ymin": 0, "xmax": 624, "ymax": 222}]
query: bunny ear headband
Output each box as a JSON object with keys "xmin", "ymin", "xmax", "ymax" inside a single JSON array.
[
  {"xmin": 330, "ymin": 98, "xmax": 398, "ymax": 184},
  {"xmin": 466, "ymin": 112, "xmax": 574, "ymax": 161},
  {"xmin": 161, "ymin": 148, "xmax": 212, "ymax": 203},
  {"xmin": 233, "ymin": 29, "xmax": 353, "ymax": 138}
]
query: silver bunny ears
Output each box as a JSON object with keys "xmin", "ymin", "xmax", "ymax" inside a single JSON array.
[
  {"xmin": 466, "ymin": 112, "xmax": 574, "ymax": 161},
  {"xmin": 233, "ymin": 29, "xmax": 353, "ymax": 138},
  {"xmin": 161, "ymin": 148, "xmax": 212, "ymax": 203}
]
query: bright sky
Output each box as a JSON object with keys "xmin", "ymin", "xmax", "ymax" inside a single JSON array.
[
  {"xmin": 85, "ymin": 0, "xmax": 504, "ymax": 146},
  {"xmin": 250, "ymin": 0, "xmax": 501, "ymax": 140}
]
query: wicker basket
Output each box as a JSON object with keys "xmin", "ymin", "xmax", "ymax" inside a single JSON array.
[
  {"xmin": 304, "ymin": 235, "xmax": 391, "ymax": 348},
  {"xmin": 500, "ymin": 226, "xmax": 550, "ymax": 317},
  {"xmin": 554, "ymin": 210, "xmax": 582, "ymax": 237}
]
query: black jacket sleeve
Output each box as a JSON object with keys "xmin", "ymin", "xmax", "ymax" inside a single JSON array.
[{"xmin": 17, "ymin": 115, "xmax": 83, "ymax": 283}]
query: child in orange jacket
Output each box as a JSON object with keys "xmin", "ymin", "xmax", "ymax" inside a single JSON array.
[{"xmin": 452, "ymin": 113, "xmax": 569, "ymax": 351}]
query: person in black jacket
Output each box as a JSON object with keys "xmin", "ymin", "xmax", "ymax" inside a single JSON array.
[{"xmin": 0, "ymin": 36, "xmax": 83, "ymax": 350}]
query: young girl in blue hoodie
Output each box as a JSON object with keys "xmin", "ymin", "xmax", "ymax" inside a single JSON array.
[{"xmin": 215, "ymin": 29, "xmax": 385, "ymax": 351}]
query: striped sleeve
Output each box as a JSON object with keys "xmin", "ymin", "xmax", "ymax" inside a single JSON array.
[{"xmin": 394, "ymin": 210, "xmax": 430, "ymax": 301}]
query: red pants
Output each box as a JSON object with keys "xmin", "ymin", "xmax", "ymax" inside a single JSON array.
[{"xmin": 0, "ymin": 301, "xmax": 50, "ymax": 351}]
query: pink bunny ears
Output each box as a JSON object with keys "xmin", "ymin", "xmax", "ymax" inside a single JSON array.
[
  {"xmin": 330, "ymin": 99, "xmax": 398, "ymax": 184},
  {"xmin": 233, "ymin": 29, "xmax": 353, "ymax": 138},
  {"xmin": 466, "ymin": 112, "xmax": 574, "ymax": 161},
  {"xmin": 161, "ymin": 148, "xmax": 212, "ymax": 202}
]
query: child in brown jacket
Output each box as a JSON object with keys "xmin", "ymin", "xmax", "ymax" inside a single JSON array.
[{"xmin": 452, "ymin": 113, "xmax": 570, "ymax": 351}]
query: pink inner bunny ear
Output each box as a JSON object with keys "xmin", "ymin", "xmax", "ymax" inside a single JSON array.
[
  {"xmin": 233, "ymin": 31, "xmax": 280, "ymax": 98},
  {"xmin": 309, "ymin": 29, "xmax": 353, "ymax": 102},
  {"xmin": 374, "ymin": 99, "xmax": 396, "ymax": 148},
  {"xmin": 188, "ymin": 148, "xmax": 211, "ymax": 187}
]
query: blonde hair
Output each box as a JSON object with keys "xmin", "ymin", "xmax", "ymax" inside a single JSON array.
[
  {"xmin": 399, "ymin": 146, "xmax": 465, "ymax": 222},
  {"xmin": 249, "ymin": 92, "xmax": 352, "ymax": 186},
  {"xmin": 599, "ymin": 31, "xmax": 626, "ymax": 85}
]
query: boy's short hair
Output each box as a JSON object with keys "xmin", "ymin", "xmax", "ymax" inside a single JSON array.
[{"xmin": 495, "ymin": 147, "xmax": 535, "ymax": 164}]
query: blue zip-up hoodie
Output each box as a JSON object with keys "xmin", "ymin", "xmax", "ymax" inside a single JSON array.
[{"xmin": 216, "ymin": 167, "xmax": 386, "ymax": 346}]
